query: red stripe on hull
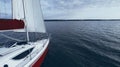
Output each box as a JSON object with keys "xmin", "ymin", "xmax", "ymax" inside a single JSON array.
[
  {"xmin": 32, "ymin": 47, "xmax": 48, "ymax": 67},
  {"xmin": 0, "ymin": 19, "xmax": 24, "ymax": 30}
]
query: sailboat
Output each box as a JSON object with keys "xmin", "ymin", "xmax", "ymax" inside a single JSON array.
[{"xmin": 0, "ymin": 0, "xmax": 49, "ymax": 67}]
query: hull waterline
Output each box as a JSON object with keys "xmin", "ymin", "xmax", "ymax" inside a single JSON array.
[{"xmin": 32, "ymin": 47, "xmax": 48, "ymax": 67}]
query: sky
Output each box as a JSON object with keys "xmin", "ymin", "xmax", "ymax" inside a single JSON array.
[
  {"xmin": 40, "ymin": 0, "xmax": 120, "ymax": 19},
  {"xmin": 0, "ymin": 0, "xmax": 11, "ymax": 13},
  {"xmin": 0, "ymin": 0, "xmax": 12, "ymax": 18},
  {"xmin": 0, "ymin": 0, "xmax": 120, "ymax": 19}
]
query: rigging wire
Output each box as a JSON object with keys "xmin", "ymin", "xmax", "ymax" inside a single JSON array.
[
  {"xmin": 22, "ymin": 0, "xmax": 30, "ymax": 43},
  {"xmin": 0, "ymin": 34, "xmax": 24, "ymax": 42}
]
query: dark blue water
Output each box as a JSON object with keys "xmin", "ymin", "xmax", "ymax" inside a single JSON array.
[{"xmin": 41, "ymin": 21, "xmax": 120, "ymax": 67}]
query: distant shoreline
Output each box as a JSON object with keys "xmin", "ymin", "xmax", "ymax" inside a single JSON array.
[{"xmin": 45, "ymin": 19, "xmax": 120, "ymax": 21}]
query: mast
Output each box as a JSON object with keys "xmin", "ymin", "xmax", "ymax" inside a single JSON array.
[
  {"xmin": 12, "ymin": 0, "xmax": 30, "ymax": 43},
  {"xmin": 22, "ymin": 0, "xmax": 30, "ymax": 43},
  {"xmin": 11, "ymin": 0, "xmax": 13, "ymax": 19}
]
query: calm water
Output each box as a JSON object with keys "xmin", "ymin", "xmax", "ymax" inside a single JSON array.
[{"xmin": 41, "ymin": 20, "xmax": 120, "ymax": 67}]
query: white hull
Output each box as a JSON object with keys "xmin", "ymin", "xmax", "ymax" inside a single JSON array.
[{"xmin": 0, "ymin": 38, "xmax": 49, "ymax": 67}]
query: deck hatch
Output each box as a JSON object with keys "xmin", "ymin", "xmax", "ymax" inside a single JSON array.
[{"xmin": 12, "ymin": 47, "xmax": 34, "ymax": 60}]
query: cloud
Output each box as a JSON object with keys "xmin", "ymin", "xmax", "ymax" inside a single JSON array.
[
  {"xmin": 1, "ymin": 0, "xmax": 120, "ymax": 19},
  {"xmin": 41, "ymin": 0, "xmax": 120, "ymax": 19},
  {"xmin": 0, "ymin": 0, "xmax": 12, "ymax": 18},
  {"xmin": 68, "ymin": 6, "xmax": 120, "ymax": 19},
  {"xmin": 0, "ymin": 0, "xmax": 11, "ymax": 3},
  {"xmin": 0, "ymin": 0, "xmax": 12, "ymax": 14}
]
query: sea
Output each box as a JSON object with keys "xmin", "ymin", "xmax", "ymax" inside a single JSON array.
[{"xmin": 41, "ymin": 20, "xmax": 120, "ymax": 67}]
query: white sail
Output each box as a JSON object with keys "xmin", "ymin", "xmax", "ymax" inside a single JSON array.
[
  {"xmin": 23, "ymin": 0, "xmax": 46, "ymax": 33},
  {"xmin": 12, "ymin": 0, "xmax": 24, "ymax": 20},
  {"xmin": 12, "ymin": 0, "xmax": 46, "ymax": 33}
]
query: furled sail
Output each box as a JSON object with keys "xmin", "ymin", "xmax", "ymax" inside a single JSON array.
[
  {"xmin": 0, "ymin": 0, "xmax": 46, "ymax": 33},
  {"xmin": 0, "ymin": 19, "xmax": 24, "ymax": 30},
  {"xmin": 23, "ymin": 0, "xmax": 46, "ymax": 33},
  {"xmin": 0, "ymin": 0, "xmax": 25, "ymax": 30}
]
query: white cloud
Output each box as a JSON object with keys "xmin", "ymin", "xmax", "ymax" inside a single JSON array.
[
  {"xmin": 0, "ymin": 0, "xmax": 12, "ymax": 18},
  {"xmin": 41, "ymin": 0, "xmax": 120, "ymax": 19},
  {"xmin": 0, "ymin": 0, "xmax": 11, "ymax": 14},
  {"xmin": 69, "ymin": 6, "xmax": 120, "ymax": 19}
]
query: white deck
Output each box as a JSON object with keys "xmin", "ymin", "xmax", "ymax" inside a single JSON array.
[{"xmin": 0, "ymin": 38, "xmax": 49, "ymax": 67}]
